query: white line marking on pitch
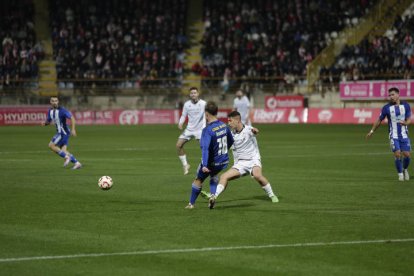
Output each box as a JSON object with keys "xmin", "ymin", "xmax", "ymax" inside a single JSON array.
[{"xmin": 0, "ymin": 238, "xmax": 413, "ymax": 263}]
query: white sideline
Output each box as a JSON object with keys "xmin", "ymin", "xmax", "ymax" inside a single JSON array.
[{"xmin": 1, "ymin": 238, "xmax": 413, "ymax": 263}]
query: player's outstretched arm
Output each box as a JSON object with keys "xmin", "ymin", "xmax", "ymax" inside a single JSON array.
[
  {"xmin": 366, "ymin": 119, "xmax": 381, "ymax": 139},
  {"xmin": 251, "ymin": 127, "xmax": 259, "ymax": 135}
]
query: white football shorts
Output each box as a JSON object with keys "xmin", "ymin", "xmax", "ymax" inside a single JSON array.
[
  {"xmin": 179, "ymin": 129, "xmax": 202, "ymax": 141},
  {"xmin": 232, "ymin": 159, "xmax": 262, "ymax": 176}
]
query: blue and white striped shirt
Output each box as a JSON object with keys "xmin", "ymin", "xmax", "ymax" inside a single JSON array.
[
  {"xmin": 46, "ymin": 107, "xmax": 72, "ymax": 135},
  {"xmin": 379, "ymin": 102, "xmax": 411, "ymax": 139}
]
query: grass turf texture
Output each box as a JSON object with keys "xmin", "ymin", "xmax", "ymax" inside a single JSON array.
[{"xmin": 0, "ymin": 124, "xmax": 413, "ymax": 275}]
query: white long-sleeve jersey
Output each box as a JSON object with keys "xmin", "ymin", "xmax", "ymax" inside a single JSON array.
[
  {"xmin": 179, "ymin": 99, "xmax": 207, "ymax": 132},
  {"xmin": 231, "ymin": 125, "xmax": 260, "ymax": 161}
]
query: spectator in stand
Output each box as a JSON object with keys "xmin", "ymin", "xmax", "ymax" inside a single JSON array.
[
  {"xmin": 326, "ymin": 6, "xmax": 414, "ymax": 81},
  {"xmin": 0, "ymin": 1, "xmax": 44, "ymax": 87},
  {"xmin": 49, "ymin": 0, "xmax": 188, "ymax": 87},
  {"xmin": 198, "ymin": 0, "xmax": 375, "ymax": 89}
]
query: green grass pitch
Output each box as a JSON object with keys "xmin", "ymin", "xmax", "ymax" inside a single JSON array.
[{"xmin": 0, "ymin": 124, "xmax": 413, "ymax": 275}]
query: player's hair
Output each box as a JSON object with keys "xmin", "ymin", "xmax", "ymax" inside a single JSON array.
[
  {"xmin": 189, "ymin": 87, "xmax": 198, "ymax": 92},
  {"xmin": 205, "ymin": 101, "xmax": 218, "ymax": 116},
  {"xmin": 228, "ymin": 111, "xmax": 241, "ymax": 118},
  {"xmin": 388, "ymin": 87, "xmax": 400, "ymax": 94}
]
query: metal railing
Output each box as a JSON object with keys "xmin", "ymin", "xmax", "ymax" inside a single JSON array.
[{"xmin": 1, "ymin": 73, "xmax": 411, "ymax": 97}]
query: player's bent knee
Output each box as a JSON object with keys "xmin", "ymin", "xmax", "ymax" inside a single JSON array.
[
  {"xmin": 176, "ymin": 141, "xmax": 185, "ymax": 149},
  {"xmin": 219, "ymin": 175, "xmax": 231, "ymax": 183},
  {"xmin": 253, "ymin": 174, "xmax": 267, "ymax": 184}
]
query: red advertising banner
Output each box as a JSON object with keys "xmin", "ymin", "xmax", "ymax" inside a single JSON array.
[
  {"xmin": 252, "ymin": 108, "xmax": 307, "ymax": 123},
  {"xmin": 75, "ymin": 110, "xmax": 180, "ymax": 125},
  {"xmin": 340, "ymin": 80, "xmax": 414, "ymax": 100},
  {"xmin": 265, "ymin": 95, "xmax": 304, "ymax": 109},
  {"xmin": 217, "ymin": 109, "xmax": 232, "ymax": 123},
  {"xmin": 307, "ymin": 108, "xmax": 381, "ymax": 124},
  {"xmin": 74, "ymin": 110, "xmax": 116, "ymax": 125},
  {"xmin": 0, "ymin": 107, "xmax": 180, "ymax": 126},
  {"xmin": 3, "ymin": 106, "xmax": 414, "ymax": 125},
  {"xmin": 0, "ymin": 106, "xmax": 48, "ymax": 125}
]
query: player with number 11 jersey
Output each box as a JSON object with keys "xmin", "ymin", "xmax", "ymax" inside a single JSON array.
[
  {"xmin": 200, "ymin": 120, "xmax": 234, "ymax": 170},
  {"xmin": 185, "ymin": 101, "xmax": 234, "ymax": 209}
]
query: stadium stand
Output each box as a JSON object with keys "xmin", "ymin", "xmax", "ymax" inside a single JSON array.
[
  {"xmin": 0, "ymin": 0, "xmax": 44, "ymax": 88},
  {"xmin": 323, "ymin": 4, "xmax": 414, "ymax": 82},
  {"xmin": 1, "ymin": 0, "xmax": 413, "ymax": 108},
  {"xmin": 197, "ymin": 0, "xmax": 375, "ymax": 93},
  {"xmin": 48, "ymin": 0, "xmax": 188, "ymax": 88}
]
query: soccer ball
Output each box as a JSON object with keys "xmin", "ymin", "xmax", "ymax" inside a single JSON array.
[{"xmin": 98, "ymin": 176, "xmax": 113, "ymax": 190}]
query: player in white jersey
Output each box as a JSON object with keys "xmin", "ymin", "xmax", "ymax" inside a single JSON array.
[
  {"xmin": 233, "ymin": 90, "xmax": 251, "ymax": 125},
  {"xmin": 208, "ymin": 111, "xmax": 279, "ymax": 209},
  {"xmin": 176, "ymin": 87, "xmax": 207, "ymax": 175},
  {"xmin": 366, "ymin": 87, "xmax": 411, "ymax": 181}
]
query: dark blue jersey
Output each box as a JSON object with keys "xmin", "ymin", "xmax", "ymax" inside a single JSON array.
[
  {"xmin": 200, "ymin": 120, "xmax": 234, "ymax": 168},
  {"xmin": 46, "ymin": 107, "xmax": 72, "ymax": 135}
]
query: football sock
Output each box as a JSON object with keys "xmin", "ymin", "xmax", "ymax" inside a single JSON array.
[
  {"xmin": 209, "ymin": 176, "xmax": 218, "ymax": 194},
  {"xmin": 189, "ymin": 183, "xmax": 201, "ymax": 205},
  {"xmin": 70, "ymin": 154, "xmax": 78, "ymax": 163},
  {"xmin": 179, "ymin": 155, "xmax": 188, "ymax": 166},
  {"xmin": 215, "ymin": 184, "xmax": 225, "ymax": 197},
  {"xmin": 403, "ymin": 157, "xmax": 410, "ymax": 169},
  {"xmin": 262, "ymin": 183, "xmax": 276, "ymax": 197},
  {"xmin": 395, "ymin": 158, "xmax": 403, "ymax": 173},
  {"xmin": 57, "ymin": 150, "xmax": 66, "ymax": 158}
]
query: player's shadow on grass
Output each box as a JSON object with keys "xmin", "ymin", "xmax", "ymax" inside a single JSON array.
[
  {"xmin": 217, "ymin": 202, "xmax": 256, "ymax": 209},
  {"xmin": 215, "ymin": 196, "xmax": 277, "ymax": 209}
]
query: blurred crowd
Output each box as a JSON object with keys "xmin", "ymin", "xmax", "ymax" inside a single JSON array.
[
  {"xmin": 322, "ymin": 7, "xmax": 414, "ymax": 82},
  {"xmin": 50, "ymin": 0, "xmax": 188, "ymax": 88},
  {"xmin": 194, "ymin": 0, "xmax": 374, "ymax": 90},
  {"xmin": 3, "ymin": 0, "xmax": 414, "ymax": 93},
  {"xmin": 0, "ymin": 0, "xmax": 44, "ymax": 87}
]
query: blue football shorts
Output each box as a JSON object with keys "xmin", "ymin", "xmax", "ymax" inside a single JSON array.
[
  {"xmin": 196, "ymin": 163, "xmax": 228, "ymax": 182},
  {"xmin": 390, "ymin": 138, "xmax": 411, "ymax": 152},
  {"xmin": 51, "ymin": 133, "xmax": 70, "ymax": 147}
]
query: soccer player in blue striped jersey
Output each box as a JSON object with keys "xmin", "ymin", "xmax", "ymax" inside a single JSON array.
[
  {"xmin": 185, "ymin": 101, "xmax": 234, "ymax": 209},
  {"xmin": 366, "ymin": 87, "xmax": 411, "ymax": 181},
  {"xmin": 41, "ymin": 97, "xmax": 82, "ymax": 169}
]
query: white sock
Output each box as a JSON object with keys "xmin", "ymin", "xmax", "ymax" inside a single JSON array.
[
  {"xmin": 215, "ymin": 184, "xmax": 225, "ymax": 197},
  {"xmin": 262, "ymin": 183, "xmax": 275, "ymax": 197},
  {"xmin": 179, "ymin": 155, "xmax": 188, "ymax": 166}
]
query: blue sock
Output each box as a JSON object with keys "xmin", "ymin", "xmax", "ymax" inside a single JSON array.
[
  {"xmin": 210, "ymin": 176, "xmax": 218, "ymax": 194},
  {"xmin": 189, "ymin": 183, "xmax": 201, "ymax": 205},
  {"xmin": 403, "ymin": 157, "xmax": 410, "ymax": 169},
  {"xmin": 70, "ymin": 154, "xmax": 78, "ymax": 163},
  {"xmin": 395, "ymin": 158, "xmax": 403, "ymax": 173},
  {"xmin": 57, "ymin": 151, "xmax": 66, "ymax": 158}
]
